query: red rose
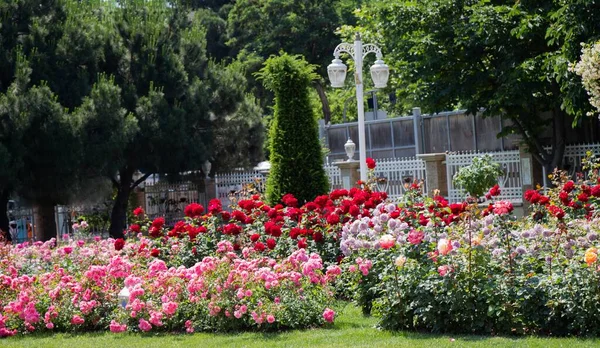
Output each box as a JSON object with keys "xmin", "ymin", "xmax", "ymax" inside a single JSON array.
[
  {"xmin": 149, "ymin": 226, "xmax": 162, "ymax": 238},
  {"xmin": 132, "ymin": 207, "xmax": 145, "ymax": 217},
  {"xmin": 150, "ymin": 248, "xmax": 160, "ymax": 257},
  {"xmin": 250, "ymin": 233, "xmax": 260, "ymax": 242},
  {"xmin": 562, "ymin": 181, "xmax": 575, "ymax": 192},
  {"xmin": 548, "ymin": 205, "xmax": 565, "ymax": 220},
  {"xmin": 281, "ymin": 194, "xmax": 298, "ymax": 207},
  {"xmin": 487, "ymin": 184, "xmax": 501, "ymax": 198},
  {"xmin": 152, "ymin": 217, "xmax": 165, "ymax": 229},
  {"xmin": 254, "ymin": 242, "xmax": 266, "ymax": 252},
  {"xmin": 114, "ymin": 238, "xmax": 125, "ymax": 251},
  {"xmin": 559, "ymin": 191, "xmax": 570, "ymax": 204},
  {"xmin": 524, "ymin": 190, "xmax": 541, "ymax": 204},
  {"xmin": 312, "ymin": 232, "xmax": 324, "ymax": 243},
  {"xmin": 449, "ymin": 203, "xmax": 465, "ymax": 215},
  {"xmin": 304, "ymin": 202, "xmax": 319, "ymax": 211},
  {"xmin": 297, "ymin": 238, "xmax": 308, "ymax": 249},
  {"xmin": 289, "ymin": 228, "xmax": 301, "ymax": 240},
  {"xmin": 184, "ymin": 203, "xmax": 204, "ymax": 218},
  {"xmin": 538, "ymin": 196, "xmax": 550, "ymax": 205},
  {"xmin": 266, "ymin": 238, "xmax": 276, "ymax": 250},
  {"xmin": 223, "ymin": 223, "xmax": 242, "ymax": 235},
  {"xmin": 366, "ymin": 157, "xmax": 376, "ymax": 170},
  {"xmin": 592, "ymin": 185, "xmax": 600, "ymax": 197},
  {"xmin": 232, "ymin": 210, "xmax": 247, "ymax": 223},
  {"xmin": 208, "ymin": 199, "xmax": 222, "ymax": 214},
  {"xmin": 129, "ymin": 224, "xmax": 141, "ymax": 233},
  {"xmin": 326, "ymin": 213, "xmax": 340, "ymax": 225},
  {"xmin": 265, "ymin": 221, "xmax": 282, "ymax": 237},
  {"xmin": 578, "ymin": 192, "xmax": 589, "ymax": 202}
]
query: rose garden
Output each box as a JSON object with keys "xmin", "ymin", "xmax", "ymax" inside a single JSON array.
[{"xmin": 3, "ymin": 1, "xmax": 600, "ymax": 347}]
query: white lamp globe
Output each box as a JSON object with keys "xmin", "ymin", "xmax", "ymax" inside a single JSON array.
[
  {"xmin": 118, "ymin": 286, "xmax": 130, "ymax": 309},
  {"xmin": 370, "ymin": 59, "xmax": 390, "ymax": 89},
  {"xmin": 327, "ymin": 58, "xmax": 348, "ymax": 88}
]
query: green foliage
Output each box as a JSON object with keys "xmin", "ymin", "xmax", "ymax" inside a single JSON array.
[
  {"xmin": 258, "ymin": 53, "xmax": 329, "ymax": 204},
  {"xmin": 346, "ymin": 0, "xmax": 600, "ymax": 167},
  {"xmin": 453, "ymin": 155, "xmax": 503, "ymax": 199}
]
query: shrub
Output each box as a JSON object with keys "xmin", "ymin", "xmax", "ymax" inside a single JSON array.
[
  {"xmin": 0, "ymin": 239, "xmax": 337, "ymax": 336},
  {"xmin": 342, "ymin": 173, "xmax": 600, "ymax": 335},
  {"xmin": 453, "ymin": 154, "xmax": 503, "ymax": 199},
  {"xmin": 257, "ymin": 53, "xmax": 329, "ymax": 205}
]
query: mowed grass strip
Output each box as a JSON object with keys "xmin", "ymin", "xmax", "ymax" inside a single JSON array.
[{"xmin": 4, "ymin": 304, "xmax": 600, "ymax": 348}]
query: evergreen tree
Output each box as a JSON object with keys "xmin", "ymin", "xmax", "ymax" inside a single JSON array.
[{"xmin": 258, "ymin": 53, "xmax": 329, "ymax": 205}]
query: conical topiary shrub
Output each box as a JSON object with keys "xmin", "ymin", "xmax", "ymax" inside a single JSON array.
[{"xmin": 257, "ymin": 53, "xmax": 329, "ymax": 205}]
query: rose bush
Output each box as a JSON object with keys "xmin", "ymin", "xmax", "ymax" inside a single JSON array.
[
  {"xmin": 341, "ymin": 167, "xmax": 600, "ymax": 335},
  {"xmin": 0, "ymin": 237, "xmax": 337, "ymax": 336}
]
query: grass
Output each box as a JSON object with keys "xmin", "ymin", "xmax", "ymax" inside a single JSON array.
[{"xmin": 4, "ymin": 304, "xmax": 600, "ymax": 348}]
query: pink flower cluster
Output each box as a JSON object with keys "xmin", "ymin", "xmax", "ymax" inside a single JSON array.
[{"xmin": 0, "ymin": 236, "xmax": 336, "ymax": 336}]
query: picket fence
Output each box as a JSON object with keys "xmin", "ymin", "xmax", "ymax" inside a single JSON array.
[
  {"xmin": 371, "ymin": 157, "xmax": 427, "ymax": 199},
  {"xmin": 445, "ymin": 150, "xmax": 523, "ymax": 203},
  {"xmin": 157, "ymin": 143, "xmax": 600, "ymax": 216}
]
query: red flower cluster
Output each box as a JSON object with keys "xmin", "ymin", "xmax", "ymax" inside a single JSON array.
[
  {"xmin": 114, "ymin": 238, "xmax": 125, "ymax": 251},
  {"xmin": 133, "ymin": 207, "xmax": 145, "ymax": 217},
  {"xmin": 184, "ymin": 203, "xmax": 204, "ymax": 218},
  {"xmin": 281, "ymin": 194, "xmax": 298, "ymax": 207},
  {"xmin": 366, "ymin": 157, "xmax": 376, "ymax": 170},
  {"xmin": 208, "ymin": 199, "xmax": 222, "ymax": 214},
  {"xmin": 485, "ymin": 184, "xmax": 501, "ymax": 199}
]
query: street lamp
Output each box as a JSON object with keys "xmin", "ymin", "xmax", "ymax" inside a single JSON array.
[{"xmin": 327, "ymin": 33, "xmax": 389, "ymax": 182}]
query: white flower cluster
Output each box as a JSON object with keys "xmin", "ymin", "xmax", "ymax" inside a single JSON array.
[{"xmin": 573, "ymin": 41, "xmax": 600, "ymax": 117}]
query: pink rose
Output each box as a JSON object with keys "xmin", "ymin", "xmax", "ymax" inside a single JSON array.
[
  {"xmin": 138, "ymin": 319, "xmax": 152, "ymax": 332},
  {"xmin": 162, "ymin": 301, "xmax": 178, "ymax": 316},
  {"xmin": 437, "ymin": 239, "xmax": 453, "ymax": 256},
  {"xmin": 322, "ymin": 308, "xmax": 335, "ymax": 323},
  {"xmin": 492, "ymin": 200, "xmax": 514, "ymax": 216},
  {"xmin": 438, "ymin": 265, "xmax": 452, "ymax": 277},
  {"xmin": 109, "ymin": 320, "xmax": 127, "ymax": 333},
  {"xmin": 379, "ymin": 234, "xmax": 396, "ymax": 249},
  {"xmin": 71, "ymin": 315, "xmax": 84, "ymax": 325}
]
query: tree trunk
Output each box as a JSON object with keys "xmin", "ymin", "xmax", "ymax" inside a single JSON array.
[
  {"xmin": 35, "ymin": 201, "xmax": 56, "ymax": 241},
  {"xmin": 549, "ymin": 107, "xmax": 566, "ymax": 172},
  {"xmin": 109, "ymin": 168, "xmax": 134, "ymax": 239},
  {"xmin": 314, "ymin": 81, "xmax": 331, "ymax": 123},
  {"xmin": 0, "ymin": 188, "xmax": 10, "ymax": 241}
]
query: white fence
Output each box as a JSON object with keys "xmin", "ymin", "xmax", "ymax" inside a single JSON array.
[
  {"xmin": 215, "ymin": 171, "xmax": 266, "ymax": 209},
  {"xmin": 560, "ymin": 143, "xmax": 600, "ymax": 179},
  {"xmin": 371, "ymin": 157, "xmax": 427, "ymax": 200},
  {"xmin": 323, "ymin": 164, "xmax": 343, "ymax": 191},
  {"xmin": 211, "ymin": 144, "xmax": 600, "ymax": 209},
  {"xmin": 446, "ymin": 150, "xmax": 523, "ymax": 203}
]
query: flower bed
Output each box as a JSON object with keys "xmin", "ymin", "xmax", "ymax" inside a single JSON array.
[
  {"xmin": 6, "ymin": 158, "xmax": 600, "ymax": 337},
  {"xmin": 0, "ymin": 238, "xmax": 338, "ymax": 336},
  {"xmin": 340, "ymin": 172, "xmax": 600, "ymax": 335}
]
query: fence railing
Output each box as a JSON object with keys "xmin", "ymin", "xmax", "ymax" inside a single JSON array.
[
  {"xmin": 145, "ymin": 182, "xmax": 207, "ymax": 226},
  {"xmin": 215, "ymin": 171, "xmax": 266, "ymax": 210},
  {"xmin": 446, "ymin": 150, "xmax": 523, "ymax": 203},
  {"xmin": 323, "ymin": 164, "xmax": 343, "ymax": 191},
  {"xmin": 560, "ymin": 143, "xmax": 600, "ymax": 179},
  {"xmin": 371, "ymin": 157, "xmax": 427, "ymax": 200}
]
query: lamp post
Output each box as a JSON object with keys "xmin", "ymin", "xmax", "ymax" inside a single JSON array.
[{"xmin": 327, "ymin": 33, "xmax": 389, "ymax": 182}]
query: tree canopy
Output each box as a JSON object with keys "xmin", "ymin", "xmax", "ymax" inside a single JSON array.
[{"xmin": 346, "ymin": 0, "xmax": 600, "ymax": 170}]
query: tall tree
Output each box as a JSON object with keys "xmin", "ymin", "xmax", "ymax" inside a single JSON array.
[
  {"xmin": 348, "ymin": 0, "xmax": 600, "ymax": 171},
  {"xmin": 93, "ymin": 1, "xmax": 251, "ymax": 237},
  {"xmin": 226, "ymin": 0, "xmax": 343, "ymax": 122},
  {"xmin": 258, "ymin": 53, "xmax": 329, "ymax": 204}
]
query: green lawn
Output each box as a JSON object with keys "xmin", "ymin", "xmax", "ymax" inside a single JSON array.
[{"xmin": 4, "ymin": 304, "xmax": 600, "ymax": 348}]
